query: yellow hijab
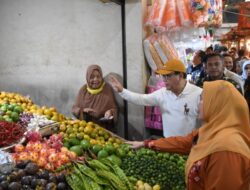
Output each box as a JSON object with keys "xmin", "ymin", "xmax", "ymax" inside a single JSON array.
[
  {"xmin": 87, "ymin": 82, "xmax": 105, "ymax": 95},
  {"xmin": 186, "ymin": 80, "xmax": 250, "ymax": 182}
]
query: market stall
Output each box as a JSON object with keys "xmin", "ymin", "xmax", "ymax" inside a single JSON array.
[{"xmin": 0, "ymin": 91, "xmax": 186, "ymax": 190}]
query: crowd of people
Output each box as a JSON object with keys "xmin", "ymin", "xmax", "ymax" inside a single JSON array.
[{"xmin": 187, "ymin": 46, "xmax": 249, "ymax": 108}]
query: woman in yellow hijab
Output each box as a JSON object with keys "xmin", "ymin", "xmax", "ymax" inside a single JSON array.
[
  {"xmin": 129, "ymin": 80, "xmax": 250, "ymax": 189},
  {"xmin": 72, "ymin": 65, "xmax": 118, "ymax": 132}
]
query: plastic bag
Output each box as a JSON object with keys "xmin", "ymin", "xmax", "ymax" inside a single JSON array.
[
  {"xmin": 145, "ymin": 76, "xmax": 165, "ymax": 130},
  {"xmin": 143, "ymin": 39, "xmax": 158, "ymax": 71},
  {"xmin": 161, "ymin": 0, "xmax": 176, "ymax": 29},
  {"xmin": 0, "ymin": 150, "xmax": 15, "ymax": 174}
]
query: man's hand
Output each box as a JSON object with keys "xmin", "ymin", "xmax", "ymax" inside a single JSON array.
[
  {"xmin": 108, "ymin": 75, "xmax": 123, "ymax": 92},
  {"xmin": 126, "ymin": 141, "xmax": 144, "ymax": 149}
]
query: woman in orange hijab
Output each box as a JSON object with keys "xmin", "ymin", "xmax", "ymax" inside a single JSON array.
[
  {"xmin": 72, "ymin": 65, "xmax": 118, "ymax": 132},
  {"xmin": 129, "ymin": 80, "xmax": 250, "ymax": 189}
]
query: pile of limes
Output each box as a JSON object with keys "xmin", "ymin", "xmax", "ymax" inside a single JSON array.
[
  {"xmin": 0, "ymin": 103, "xmax": 23, "ymax": 122},
  {"xmin": 121, "ymin": 148, "xmax": 187, "ymax": 190}
]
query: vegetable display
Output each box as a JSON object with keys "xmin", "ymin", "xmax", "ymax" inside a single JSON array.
[
  {"xmin": 121, "ymin": 148, "xmax": 186, "ymax": 190},
  {"xmin": 62, "ymin": 159, "xmax": 134, "ymax": 190}
]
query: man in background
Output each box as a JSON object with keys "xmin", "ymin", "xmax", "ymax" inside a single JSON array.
[{"xmin": 196, "ymin": 53, "xmax": 243, "ymax": 94}]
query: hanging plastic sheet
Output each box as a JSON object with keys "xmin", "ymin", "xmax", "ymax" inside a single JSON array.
[
  {"xmin": 146, "ymin": 0, "xmax": 168, "ymax": 28},
  {"xmin": 145, "ymin": 0, "xmax": 222, "ymax": 31},
  {"xmin": 176, "ymin": 0, "xmax": 193, "ymax": 27}
]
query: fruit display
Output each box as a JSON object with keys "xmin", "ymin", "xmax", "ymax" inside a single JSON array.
[
  {"xmin": 60, "ymin": 120, "xmax": 123, "ymax": 147},
  {"xmin": 0, "ymin": 91, "xmax": 188, "ymax": 190},
  {"xmin": 135, "ymin": 180, "xmax": 161, "ymax": 190},
  {"xmin": 0, "ymin": 121, "xmax": 26, "ymax": 148},
  {"xmin": 60, "ymin": 158, "xmax": 134, "ymax": 190},
  {"xmin": 0, "ymin": 92, "xmax": 33, "ymax": 107},
  {"xmin": 25, "ymin": 105, "xmax": 66, "ymax": 122},
  {"xmin": 121, "ymin": 148, "xmax": 186, "ymax": 190},
  {"xmin": 0, "ymin": 92, "xmax": 67, "ymax": 122},
  {"xmin": 0, "ymin": 161, "xmax": 69, "ymax": 190},
  {"xmin": 0, "ymin": 103, "xmax": 24, "ymax": 123},
  {"xmin": 12, "ymin": 134, "xmax": 76, "ymax": 171}
]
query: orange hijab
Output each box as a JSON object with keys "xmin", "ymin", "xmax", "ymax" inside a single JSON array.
[{"xmin": 186, "ymin": 80, "xmax": 250, "ymax": 182}]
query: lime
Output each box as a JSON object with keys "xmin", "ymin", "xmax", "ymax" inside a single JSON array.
[
  {"xmin": 80, "ymin": 140, "xmax": 90, "ymax": 150},
  {"xmin": 104, "ymin": 144, "xmax": 115, "ymax": 154},
  {"xmin": 11, "ymin": 112, "xmax": 19, "ymax": 122},
  {"xmin": 92, "ymin": 144, "xmax": 102, "ymax": 154},
  {"xmin": 7, "ymin": 104, "xmax": 15, "ymax": 111},
  {"xmin": 97, "ymin": 150, "xmax": 109, "ymax": 159},
  {"xmin": 13, "ymin": 106, "xmax": 23, "ymax": 114},
  {"xmin": 0, "ymin": 106, "xmax": 7, "ymax": 112},
  {"xmin": 5, "ymin": 110, "xmax": 12, "ymax": 116},
  {"xmin": 69, "ymin": 145, "xmax": 83, "ymax": 156},
  {"xmin": 0, "ymin": 115, "xmax": 4, "ymax": 121},
  {"xmin": 68, "ymin": 138, "xmax": 80, "ymax": 146},
  {"xmin": 5, "ymin": 118, "xmax": 13, "ymax": 122}
]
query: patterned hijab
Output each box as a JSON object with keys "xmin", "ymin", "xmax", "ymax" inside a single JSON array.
[{"xmin": 186, "ymin": 80, "xmax": 250, "ymax": 182}]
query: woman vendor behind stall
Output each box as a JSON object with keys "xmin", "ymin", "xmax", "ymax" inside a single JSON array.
[
  {"xmin": 72, "ymin": 65, "xmax": 118, "ymax": 132},
  {"xmin": 128, "ymin": 80, "xmax": 250, "ymax": 190}
]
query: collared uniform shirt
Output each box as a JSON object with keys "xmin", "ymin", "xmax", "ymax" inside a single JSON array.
[{"xmin": 119, "ymin": 82, "xmax": 202, "ymax": 137}]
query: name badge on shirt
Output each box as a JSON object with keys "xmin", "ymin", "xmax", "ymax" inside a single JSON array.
[{"xmin": 184, "ymin": 103, "xmax": 190, "ymax": 116}]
